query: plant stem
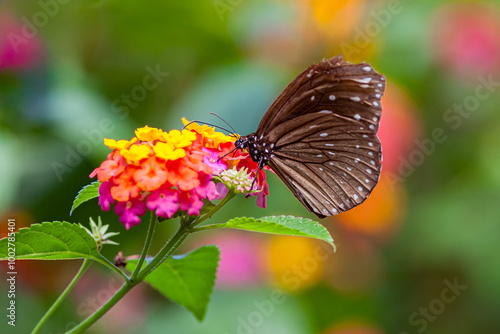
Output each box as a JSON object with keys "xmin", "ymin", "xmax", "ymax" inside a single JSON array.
[
  {"xmin": 32, "ymin": 259, "xmax": 92, "ymax": 334},
  {"xmin": 66, "ymin": 193, "xmax": 236, "ymax": 333},
  {"xmin": 67, "ymin": 224, "xmax": 189, "ymax": 334},
  {"xmin": 130, "ymin": 212, "xmax": 157, "ymax": 280},
  {"xmin": 100, "ymin": 256, "xmax": 130, "ymax": 282},
  {"xmin": 190, "ymin": 192, "xmax": 236, "ymax": 229},
  {"xmin": 135, "ymin": 225, "xmax": 189, "ymax": 282},
  {"xmin": 187, "ymin": 224, "xmax": 227, "ymax": 233}
]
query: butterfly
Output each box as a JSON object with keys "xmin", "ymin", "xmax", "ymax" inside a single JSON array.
[{"xmin": 234, "ymin": 55, "xmax": 385, "ymax": 219}]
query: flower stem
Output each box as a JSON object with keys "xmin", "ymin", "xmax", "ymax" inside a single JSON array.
[
  {"xmin": 32, "ymin": 259, "xmax": 92, "ymax": 334},
  {"xmin": 135, "ymin": 225, "xmax": 189, "ymax": 282},
  {"xmin": 130, "ymin": 212, "xmax": 157, "ymax": 280},
  {"xmin": 67, "ymin": 224, "xmax": 189, "ymax": 334},
  {"xmin": 187, "ymin": 224, "xmax": 227, "ymax": 233},
  {"xmin": 190, "ymin": 192, "xmax": 236, "ymax": 229},
  {"xmin": 66, "ymin": 193, "xmax": 237, "ymax": 333}
]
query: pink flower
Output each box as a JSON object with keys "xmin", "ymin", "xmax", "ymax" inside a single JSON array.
[
  {"xmin": 179, "ymin": 190, "xmax": 204, "ymax": 216},
  {"xmin": 98, "ymin": 181, "xmax": 115, "ymax": 211},
  {"xmin": 195, "ymin": 172, "xmax": 219, "ymax": 201},
  {"xmin": 256, "ymin": 180, "xmax": 269, "ymax": 209},
  {"xmin": 146, "ymin": 187, "xmax": 179, "ymax": 218},
  {"xmin": 215, "ymin": 183, "xmax": 229, "ymax": 200},
  {"xmin": 202, "ymin": 147, "xmax": 228, "ymax": 175},
  {"xmin": 114, "ymin": 198, "xmax": 146, "ymax": 230}
]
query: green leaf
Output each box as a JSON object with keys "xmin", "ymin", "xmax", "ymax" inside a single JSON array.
[
  {"xmin": 219, "ymin": 215, "xmax": 334, "ymax": 249},
  {"xmin": 127, "ymin": 246, "xmax": 220, "ymax": 321},
  {"xmin": 70, "ymin": 181, "xmax": 101, "ymax": 215},
  {"xmin": 0, "ymin": 221, "xmax": 110, "ymax": 266}
]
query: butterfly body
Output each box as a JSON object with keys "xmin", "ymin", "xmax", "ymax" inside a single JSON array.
[{"xmin": 236, "ymin": 55, "xmax": 385, "ymax": 219}]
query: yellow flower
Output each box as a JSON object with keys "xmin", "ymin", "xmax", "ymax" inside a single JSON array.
[
  {"xmin": 153, "ymin": 142, "xmax": 186, "ymax": 161},
  {"xmin": 120, "ymin": 144, "xmax": 151, "ymax": 163},
  {"xmin": 164, "ymin": 129, "xmax": 197, "ymax": 148},
  {"xmin": 104, "ymin": 137, "xmax": 137, "ymax": 150},
  {"xmin": 182, "ymin": 118, "xmax": 236, "ymax": 148},
  {"xmin": 135, "ymin": 126, "xmax": 165, "ymax": 142}
]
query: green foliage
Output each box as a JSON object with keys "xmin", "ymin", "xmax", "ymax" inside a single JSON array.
[
  {"xmin": 0, "ymin": 221, "xmax": 108, "ymax": 266},
  {"xmin": 126, "ymin": 246, "xmax": 220, "ymax": 321},
  {"xmin": 70, "ymin": 182, "xmax": 101, "ymax": 215},
  {"xmin": 216, "ymin": 215, "xmax": 334, "ymax": 249}
]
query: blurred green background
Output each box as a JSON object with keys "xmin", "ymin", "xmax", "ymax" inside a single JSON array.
[{"xmin": 1, "ymin": 0, "xmax": 500, "ymax": 333}]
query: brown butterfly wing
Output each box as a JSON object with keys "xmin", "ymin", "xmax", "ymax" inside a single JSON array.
[
  {"xmin": 257, "ymin": 55, "xmax": 385, "ymax": 134},
  {"xmin": 258, "ymin": 56, "xmax": 385, "ymax": 218}
]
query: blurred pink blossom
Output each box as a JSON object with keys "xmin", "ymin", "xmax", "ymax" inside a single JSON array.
[
  {"xmin": 0, "ymin": 12, "xmax": 43, "ymax": 70},
  {"xmin": 193, "ymin": 231, "xmax": 265, "ymax": 288},
  {"xmin": 378, "ymin": 84, "xmax": 421, "ymax": 174},
  {"xmin": 432, "ymin": 4, "xmax": 500, "ymax": 77}
]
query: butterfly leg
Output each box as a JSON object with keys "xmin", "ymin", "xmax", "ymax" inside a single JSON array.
[{"xmin": 246, "ymin": 155, "xmax": 265, "ymax": 197}]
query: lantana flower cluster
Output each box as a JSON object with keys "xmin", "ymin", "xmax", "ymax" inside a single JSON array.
[{"xmin": 90, "ymin": 119, "xmax": 269, "ymax": 229}]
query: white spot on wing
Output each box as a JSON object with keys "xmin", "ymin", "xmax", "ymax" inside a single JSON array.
[
  {"xmin": 319, "ymin": 110, "xmax": 332, "ymax": 114},
  {"xmin": 368, "ymin": 142, "xmax": 373, "ymax": 147},
  {"xmin": 320, "ymin": 133, "xmax": 328, "ymax": 137},
  {"xmin": 363, "ymin": 66, "xmax": 371, "ymax": 72},
  {"xmin": 354, "ymin": 114, "xmax": 361, "ymax": 120},
  {"xmin": 353, "ymin": 194, "xmax": 359, "ymax": 200},
  {"xmin": 350, "ymin": 96, "xmax": 361, "ymax": 102},
  {"xmin": 311, "ymin": 95, "xmax": 315, "ymax": 101},
  {"xmin": 325, "ymin": 143, "xmax": 334, "ymax": 147},
  {"xmin": 358, "ymin": 186, "xmax": 363, "ymax": 191},
  {"xmin": 329, "ymin": 95, "xmax": 336, "ymax": 100},
  {"xmin": 373, "ymin": 101, "xmax": 379, "ymax": 107}
]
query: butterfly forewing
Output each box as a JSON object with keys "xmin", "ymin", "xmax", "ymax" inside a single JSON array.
[
  {"xmin": 257, "ymin": 56, "xmax": 385, "ymax": 135},
  {"xmin": 238, "ymin": 55, "xmax": 385, "ymax": 218}
]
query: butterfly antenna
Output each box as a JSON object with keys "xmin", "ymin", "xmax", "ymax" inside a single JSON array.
[
  {"xmin": 182, "ymin": 120, "xmax": 234, "ymax": 134},
  {"xmin": 209, "ymin": 112, "xmax": 238, "ymax": 137}
]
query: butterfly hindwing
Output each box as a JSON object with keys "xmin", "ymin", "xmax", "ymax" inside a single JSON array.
[{"xmin": 268, "ymin": 112, "xmax": 382, "ymax": 218}]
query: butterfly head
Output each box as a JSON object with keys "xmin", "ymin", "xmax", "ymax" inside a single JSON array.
[{"xmin": 235, "ymin": 133, "xmax": 275, "ymax": 164}]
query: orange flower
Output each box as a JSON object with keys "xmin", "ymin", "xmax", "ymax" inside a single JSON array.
[{"xmin": 133, "ymin": 157, "xmax": 168, "ymax": 192}]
